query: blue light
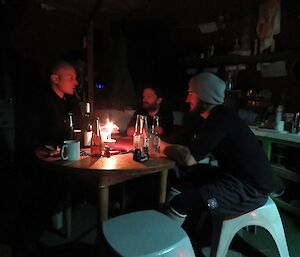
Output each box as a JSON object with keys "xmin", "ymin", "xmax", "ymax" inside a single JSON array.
[{"xmin": 95, "ymin": 83, "xmax": 105, "ymax": 89}]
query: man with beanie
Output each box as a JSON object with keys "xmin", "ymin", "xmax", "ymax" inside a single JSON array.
[{"xmin": 161, "ymin": 72, "xmax": 272, "ymax": 226}]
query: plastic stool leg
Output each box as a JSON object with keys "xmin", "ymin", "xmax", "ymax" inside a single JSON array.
[
  {"xmin": 210, "ymin": 218, "xmax": 239, "ymax": 257},
  {"xmin": 265, "ymin": 211, "xmax": 290, "ymax": 257},
  {"xmin": 217, "ymin": 221, "xmax": 242, "ymax": 257},
  {"xmin": 208, "ymin": 197, "xmax": 290, "ymax": 257},
  {"xmin": 210, "ymin": 218, "xmax": 223, "ymax": 257}
]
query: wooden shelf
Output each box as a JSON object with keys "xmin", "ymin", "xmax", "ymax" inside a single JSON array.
[
  {"xmin": 182, "ymin": 50, "xmax": 293, "ymax": 67},
  {"xmin": 271, "ymin": 164, "xmax": 300, "ymax": 184}
]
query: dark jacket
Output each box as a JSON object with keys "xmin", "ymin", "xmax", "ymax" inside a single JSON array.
[
  {"xmin": 167, "ymin": 106, "xmax": 272, "ymax": 194},
  {"xmin": 127, "ymin": 107, "xmax": 174, "ymax": 136}
]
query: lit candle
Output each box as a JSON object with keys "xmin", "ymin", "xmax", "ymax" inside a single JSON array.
[
  {"xmin": 100, "ymin": 131, "xmax": 108, "ymax": 142},
  {"xmin": 106, "ymin": 120, "xmax": 114, "ymax": 141},
  {"xmin": 101, "ymin": 119, "xmax": 118, "ymax": 143}
]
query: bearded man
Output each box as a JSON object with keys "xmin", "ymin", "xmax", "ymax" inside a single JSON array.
[
  {"xmin": 126, "ymin": 86, "xmax": 173, "ymax": 137},
  {"xmin": 160, "ymin": 72, "xmax": 272, "ymax": 226}
]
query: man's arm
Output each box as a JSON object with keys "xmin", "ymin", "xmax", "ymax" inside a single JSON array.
[{"xmin": 160, "ymin": 140, "xmax": 197, "ymax": 166}]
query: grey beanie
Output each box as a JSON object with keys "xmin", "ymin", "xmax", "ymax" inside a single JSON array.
[{"xmin": 190, "ymin": 72, "xmax": 226, "ymax": 105}]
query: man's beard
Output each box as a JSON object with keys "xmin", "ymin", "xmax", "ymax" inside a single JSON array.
[
  {"xmin": 190, "ymin": 101, "xmax": 208, "ymax": 114},
  {"xmin": 143, "ymin": 102, "xmax": 158, "ymax": 112}
]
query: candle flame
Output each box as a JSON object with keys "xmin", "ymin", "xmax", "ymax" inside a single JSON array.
[
  {"xmin": 106, "ymin": 121, "xmax": 114, "ymax": 134},
  {"xmin": 100, "ymin": 120, "xmax": 118, "ymax": 143},
  {"xmin": 101, "ymin": 120, "xmax": 119, "ymax": 134}
]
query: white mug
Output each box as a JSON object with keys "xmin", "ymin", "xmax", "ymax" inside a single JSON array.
[
  {"xmin": 60, "ymin": 140, "xmax": 80, "ymax": 161},
  {"xmin": 84, "ymin": 131, "xmax": 93, "ymax": 146}
]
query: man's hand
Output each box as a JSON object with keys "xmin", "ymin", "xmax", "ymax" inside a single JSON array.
[{"xmin": 160, "ymin": 140, "xmax": 197, "ymax": 166}]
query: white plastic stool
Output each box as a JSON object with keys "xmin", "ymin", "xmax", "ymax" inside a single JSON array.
[
  {"xmin": 210, "ymin": 197, "xmax": 290, "ymax": 257},
  {"xmin": 102, "ymin": 210, "xmax": 196, "ymax": 257}
]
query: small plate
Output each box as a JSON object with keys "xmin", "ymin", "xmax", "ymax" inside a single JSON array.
[{"xmin": 45, "ymin": 145, "xmax": 58, "ymax": 151}]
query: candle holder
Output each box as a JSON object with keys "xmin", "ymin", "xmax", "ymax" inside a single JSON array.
[{"xmin": 101, "ymin": 130, "xmax": 116, "ymax": 143}]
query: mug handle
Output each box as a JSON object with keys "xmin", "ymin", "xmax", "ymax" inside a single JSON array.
[{"xmin": 60, "ymin": 144, "xmax": 69, "ymax": 160}]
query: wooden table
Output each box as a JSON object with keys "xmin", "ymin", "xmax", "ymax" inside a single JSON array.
[{"xmin": 35, "ymin": 137, "xmax": 175, "ymax": 238}]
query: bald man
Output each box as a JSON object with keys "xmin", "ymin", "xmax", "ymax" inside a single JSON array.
[{"xmin": 34, "ymin": 60, "xmax": 83, "ymax": 147}]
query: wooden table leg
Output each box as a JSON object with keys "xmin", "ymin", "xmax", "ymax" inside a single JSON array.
[
  {"xmin": 159, "ymin": 169, "xmax": 168, "ymax": 209},
  {"xmin": 98, "ymin": 185, "xmax": 109, "ymax": 226},
  {"xmin": 120, "ymin": 183, "xmax": 127, "ymax": 214},
  {"xmin": 63, "ymin": 175, "xmax": 72, "ymax": 239}
]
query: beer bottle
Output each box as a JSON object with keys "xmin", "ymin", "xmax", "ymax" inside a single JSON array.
[
  {"xmin": 67, "ymin": 112, "xmax": 74, "ymax": 140},
  {"xmin": 149, "ymin": 116, "xmax": 160, "ymax": 157},
  {"xmin": 133, "ymin": 114, "xmax": 144, "ymax": 150},
  {"xmin": 83, "ymin": 102, "xmax": 93, "ymax": 146},
  {"xmin": 142, "ymin": 116, "xmax": 149, "ymax": 157},
  {"xmin": 84, "ymin": 102, "xmax": 91, "ymax": 127},
  {"xmin": 90, "ymin": 117, "xmax": 103, "ymax": 157}
]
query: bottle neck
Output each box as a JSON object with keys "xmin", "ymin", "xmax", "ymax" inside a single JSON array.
[
  {"xmin": 95, "ymin": 119, "xmax": 101, "ymax": 136},
  {"xmin": 67, "ymin": 113, "xmax": 74, "ymax": 139},
  {"xmin": 152, "ymin": 116, "xmax": 159, "ymax": 134},
  {"xmin": 67, "ymin": 113, "xmax": 73, "ymax": 127},
  {"xmin": 85, "ymin": 103, "xmax": 91, "ymax": 118},
  {"xmin": 139, "ymin": 116, "xmax": 144, "ymax": 134},
  {"xmin": 151, "ymin": 125, "xmax": 154, "ymax": 133},
  {"xmin": 134, "ymin": 115, "xmax": 140, "ymax": 134},
  {"xmin": 85, "ymin": 102, "xmax": 91, "ymax": 113},
  {"xmin": 143, "ymin": 118, "xmax": 148, "ymax": 135}
]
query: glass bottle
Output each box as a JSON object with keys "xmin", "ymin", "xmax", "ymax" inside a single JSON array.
[
  {"xmin": 226, "ymin": 72, "xmax": 233, "ymax": 91},
  {"xmin": 84, "ymin": 102, "xmax": 91, "ymax": 128},
  {"xmin": 275, "ymin": 105, "xmax": 283, "ymax": 123},
  {"xmin": 66, "ymin": 112, "xmax": 74, "ymax": 140},
  {"xmin": 149, "ymin": 116, "xmax": 160, "ymax": 157},
  {"xmin": 90, "ymin": 117, "xmax": 103, "ymax": 157},
  {"xmin": 292, "ymin": 112, "xmax": 300, "ymax": 134},
  {"xmin": 85, "ymin": 102, "xmax": 91, "ymax": 115},
  {"xmin": 133, "ymin": 114, "xmax": 144, "ymax": 150},
  {"xmin": 83, "ymin": 102, "xmax": 93, "ymax": 146},
  {"xmin": 142, "ymin": 116, "xmax": 149, "ymax": 157}
]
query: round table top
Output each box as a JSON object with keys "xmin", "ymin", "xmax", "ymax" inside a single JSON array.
[{"xmin": 35, "ymin": 137, "xmax": 175, "ymax": 176}]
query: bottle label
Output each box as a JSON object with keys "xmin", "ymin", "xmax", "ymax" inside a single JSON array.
[
  {"xmin": 90, "ymin": 135, "xmax": 102, "ymax": 157},
  {"xmin": 133, "ymin": 136, "xmax": 139, "ymax": 149},
  {"xmin": 133, "ymin": 134, "xmax": 144, "ymax": 150},
  {"xmin": 91, "ymin": 118, "xmax": 103, "ymax": 157},
  {"xmin": 149, "ymin": 134, "xmax": 160, "ymax": 156}
]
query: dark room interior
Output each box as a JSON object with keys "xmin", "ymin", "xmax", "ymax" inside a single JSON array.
[{"xmin": 1, "ymin": 0, "xmax": 300, "ymax": 256}]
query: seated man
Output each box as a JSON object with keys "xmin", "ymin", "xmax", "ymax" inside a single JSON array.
[
  {"xmin": 126, "ymin": 86, "xmax": 173, "ymax": 137},
  {"xmin": 35, "ymin": 59, "xmax": 83, "ymax": 147},
  {"xmin": 22, "ymin": 59, "xmax": 83, "ymax": 156},
  {"xmin": 161, "ymin": 72, "xmax": 273, "ymax": 226},
  {"xmin": 13, "ymin": 59, "xmax": 84, "ymax": 255}
]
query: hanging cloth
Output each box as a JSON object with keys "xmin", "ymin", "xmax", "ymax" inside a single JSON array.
[{"xmin": 256, "ymin": 0, "xmax": 281, "ymax": 53}]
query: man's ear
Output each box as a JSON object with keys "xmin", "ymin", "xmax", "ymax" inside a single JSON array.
[
  {"xmin": 50, "ymin": 74, "xmax": 59, "ymax": 84},
  {"xmin": 157, "ymin": 97, "xmax": 162, "ymax": 105}
]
